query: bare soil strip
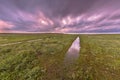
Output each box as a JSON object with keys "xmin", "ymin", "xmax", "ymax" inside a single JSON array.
[{"xmin": 0, "ymin": 39, "xmax": 42, "ymax": 47}]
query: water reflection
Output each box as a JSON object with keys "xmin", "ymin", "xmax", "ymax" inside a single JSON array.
[{"xmin": 64, "ymin": 37, "xmax": 80, "ymax": 64}]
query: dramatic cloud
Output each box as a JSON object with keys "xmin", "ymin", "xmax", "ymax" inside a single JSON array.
[
  {"xmin": 0, "ymin": 0, "xmax": 120, "ymax": 33},
  {"xmin": 0, "ymin": 20, "xmax": 14, "ymax": 32}
]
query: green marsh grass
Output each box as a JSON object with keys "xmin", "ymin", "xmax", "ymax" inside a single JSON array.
[
  {"xmin": 0, "ymin": 34, "xmax": 120, "ymax": 80},
  {"xmin": 74, "ymin": 35, "xmax": 120, "ymax": 80}
]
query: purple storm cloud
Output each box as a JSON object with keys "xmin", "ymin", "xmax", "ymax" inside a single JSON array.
[{"xmin": 0, "ymin": 0, "xmax": 120, "ymax": 33}]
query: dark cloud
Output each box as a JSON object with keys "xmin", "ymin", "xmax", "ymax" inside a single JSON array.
[
  {"xmin": 0, "ymin": 0, "xmax": 120, "ymax": 33},
  {"xmin": 109, "ymin": 14, "xmax": 120, "ymax": 20}
]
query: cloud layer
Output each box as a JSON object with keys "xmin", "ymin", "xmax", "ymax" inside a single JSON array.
[{"xmin": 0, "ymin": 0, "xmax": 120, "ymax": 33}]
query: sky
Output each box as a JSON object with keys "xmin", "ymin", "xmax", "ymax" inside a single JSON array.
[{"xmin": 0, "ymin": 0, "xmax": 120, "ymax": 33}]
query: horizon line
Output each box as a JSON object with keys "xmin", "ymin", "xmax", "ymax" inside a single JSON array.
[{"xmin": 0, "ymin": 32, "xmax": 120, "ymax": 34}]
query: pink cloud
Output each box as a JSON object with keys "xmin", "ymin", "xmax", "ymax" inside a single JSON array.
[{"xmin": 0, "ymin": 20, "xmax": 14, "ymax": 32}]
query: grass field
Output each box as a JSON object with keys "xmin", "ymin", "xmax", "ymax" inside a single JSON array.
[
  {"xmin": 74, "ymin": 34, "xmax": 120, "ymax": 80},
  {"xmin": 0, "ymin": 33, "xmax": 77, "ymax": 80},
  {"xmin": 0, "ymin": 34, "xmax": 120, "ymax": 80}
]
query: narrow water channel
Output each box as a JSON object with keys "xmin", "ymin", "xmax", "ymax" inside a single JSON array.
[{"xmin": 64, "ymin": 37, "xmax": 80, "ymax": 64}]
